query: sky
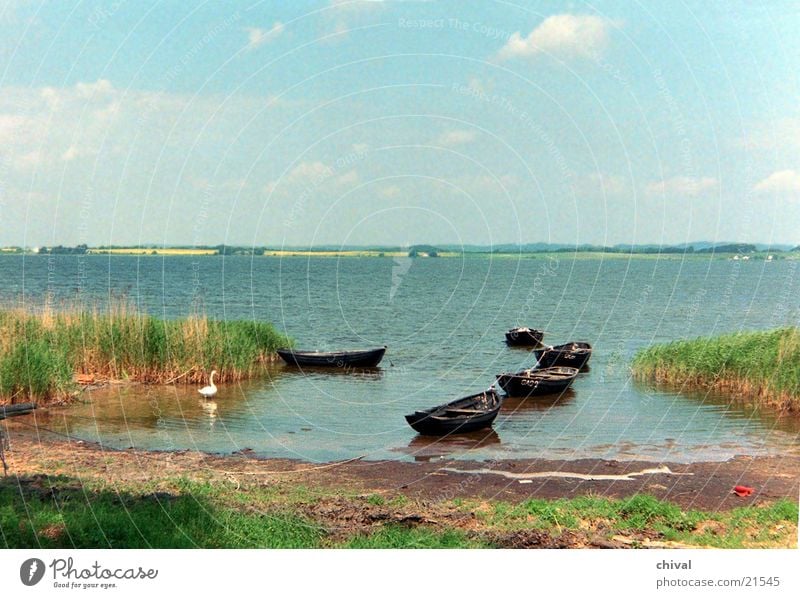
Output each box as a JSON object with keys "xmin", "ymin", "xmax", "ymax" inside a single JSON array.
[{"xmin": 0, "ymin": 0, "xmax": 798, "ymax": 248}]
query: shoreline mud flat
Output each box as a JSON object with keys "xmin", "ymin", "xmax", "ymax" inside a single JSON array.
[
  {"xmin": 2, "ymin": 421, "xmax": 798, "ymax": 548},
  {"xmin": 4, "ymin": 421, "xmax": 798, "ymax": 511}
]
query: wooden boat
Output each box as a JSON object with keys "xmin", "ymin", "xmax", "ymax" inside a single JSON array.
[
  {"xmin": 405, "ymin": 389, "xmax": 503, "ymax": 436},
  {"xmin": 495, "ymin": 366, "xmax": 579, "ymax": 397},
  {"xmin": 0, "ymin": 402, "xmax": 36, "ymax": 419},
  {"xmin": 276, "ymin": 346, "xmax": 386, "ymax": 368},
  {"xmin": 505, "ymin": 327, "xmax": 544, "ymax": 347},
  {"xmin": 0, "ymin": 402, "xmax": 37, "ymax": 474},
  {"xmin": 533, "ymin": 342, "xmax": 592, "ymax": 369}
]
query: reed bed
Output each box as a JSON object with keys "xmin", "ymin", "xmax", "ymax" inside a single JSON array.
[
  {"xmin": 0, "ymin": 303, "xmax": 292, "ymax": 404},
  {"xmin": 631, "ymin": 328, "xmax": 800, "ymax": 411}
]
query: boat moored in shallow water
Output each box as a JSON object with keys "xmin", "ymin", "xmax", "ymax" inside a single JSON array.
[
  {"xmin": 276, "ymin": 346, "xmax": 387, "ymax": 368},
  {"xmin": 533, "ymin": 342, "xmax": 592, "ymax": 369},
  {"xmin": 505, "ymin": 327, "xmax": 545, "ymax": 347},
  {"xmin": 495, "ymin": 366, "xmax": 579, "ymax": 397},
  {"xmin": 405, "ymin": 389, "xmax": 502, "ymax": 436}
]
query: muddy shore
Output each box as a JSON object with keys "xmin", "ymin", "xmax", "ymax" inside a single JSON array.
[{"xmin": 3, "ymin": 421, "xmax": 798, "ymax": 512}]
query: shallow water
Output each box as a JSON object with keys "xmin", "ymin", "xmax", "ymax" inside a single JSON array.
[{"xmin": 3, "ymin": 254, "xmax": 799, "ymax": 462}]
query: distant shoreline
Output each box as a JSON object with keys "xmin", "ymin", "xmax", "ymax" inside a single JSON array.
[
  {"xmin": 2, "ymin": 240, "xmax": 798, "ymax": 259},
  {"xmin": 1, "ymin": 248, "xmax": 797, "ymax": 260}
]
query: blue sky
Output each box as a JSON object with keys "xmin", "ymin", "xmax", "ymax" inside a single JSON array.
[{"xmin": 1, "ymin": 0, "xmax": 798, "ymax": 248}]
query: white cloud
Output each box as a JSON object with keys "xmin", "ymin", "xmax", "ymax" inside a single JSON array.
[
  {"xmin": 291, "ymin": 161, "xmax": 334, "ymax": 182},
  {"xmin": 435, "ymin": 129, "xmax": 476, "ymax": 147},
  {"xmin": 0, "ymin": 114, "xmax": 28, "ymax": 142},
  {"xmin": 379, "ymin": 185, "xmax": 401, "ymax": 198},
  {"xmin": 264, "ymin": 161, "xmax": 360, "ymax": 195},
  {"xmin": 1, "ymin": 80, "xmax": 136, "ymax": 173},
  {"xmin": 576, "ymin": 173, "xmax": 628, "ymax": 196},
  {"xmin": 497, "ymin": 14, "xmax": 616, "ymax": 61},
  {"xmin": 244, "ymin": 23, "xmax": 284, "ymax": 50},
  {"xmin": 325, "ymin": 0, "xmax": 386, "ymax": 40},
  {"xmin": 14, "ymin": 149, "xmax": 42, "ymax": 170},
  {"xmin": 335, "ymin": 170, "xmax": 359, "ymax": 186},
  {"xmin": 753, "ymin": 170, "xmax": 800, "ymax": 194},
  {"xmin": 0, "ymin": 79, "xmax": 279, "ymax": 186},
  {"xmin": 75, "ymin": 79, "xmax": 114, "ymax": 98},
  {"xmin": 61, "ymin": 146, "xmax": 82, "ymax": 161},
  {"xmin": 645, "ymin": 176, "xmax": 717, "ymax": 197}
]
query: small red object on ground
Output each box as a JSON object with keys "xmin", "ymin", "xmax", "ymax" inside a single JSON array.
[{"xmin": 733, "ymin": 485, "xmax": 754, "ymax": 497}]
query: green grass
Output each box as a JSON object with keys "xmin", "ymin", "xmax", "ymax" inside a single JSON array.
[
  {"xmin": 0, "ymin": 477, "xmax": 321, "ymax": 548},
  {"xmin": 482, "ymin": 495, "xmax": 700, "ymax": 532},
  {"xmin": 631, "ymin": 328, "xmax": 800, "ymax": 410},
  {"xmin": 3, "ymin": 474, "xmax": 795, "ymax": 549},
  {"xmin": 0, "ymin": 303, "xmax": 292, "ymax": 404},
  {"xmin": 341, "ymin": 526, "xmax": 486, "ymax": 548},
  {"xmin": 471, "ymin": 494, "xmax": 798, "ymax": 548}
]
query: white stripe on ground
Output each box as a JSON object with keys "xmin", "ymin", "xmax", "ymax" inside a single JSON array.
[{"xmin": 440, "ymin": 465, "xmax": 693, "ymax": 482}]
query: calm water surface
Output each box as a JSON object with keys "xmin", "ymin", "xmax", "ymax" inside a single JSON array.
[{"xmin": 2, "ymin": 254, "xmax": 799, "ymax": 462}]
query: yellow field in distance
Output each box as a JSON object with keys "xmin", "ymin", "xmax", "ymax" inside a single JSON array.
[{"xmin": 88, "ymin": 248, "xmax": 218, "ymax": 255}]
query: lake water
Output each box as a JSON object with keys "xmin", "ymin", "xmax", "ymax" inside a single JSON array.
[{"xmin": 2, "ymin": 254, "xmax": 799, "ymax": 462}]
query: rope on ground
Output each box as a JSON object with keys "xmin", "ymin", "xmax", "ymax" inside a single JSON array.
[{"xmin": 216, "ymin": 454, "xmax": 366, "ymax": 476}]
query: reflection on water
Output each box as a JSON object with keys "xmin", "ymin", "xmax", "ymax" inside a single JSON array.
[
  {"xmin": 200, "ymin": 400, "xmax": 219, "ymax": 427},
  {"xmin": 400, "ymin": 429, "xmax": 502, "ymax": 462},
  {"xmin": 500, "ymin": 389, "xmax": 576, "ymax": 413},
  {"xmin": 5, "ymin": 255, "xmax": 800, "ymax": 462},
  {"xmin": 276, "ymin": 365, "xmax": 386, "ymax": 380}
]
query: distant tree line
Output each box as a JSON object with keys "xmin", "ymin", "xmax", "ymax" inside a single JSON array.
[
  {"xmin": 552, "ymin": 245, "xmax": 694, "ymax": 254},
  {"xmin": 20, "ymin": 243, "xmax": 800, "ymax": 256},
  {"xmin": 214, "ymin": 245, "xmax": 265, "ymax": 256},
  {"xmin": 695, "ymin": 244, "xmax": 757, "ymax": 254},
  {"xmin": 38, "ymin": 244, "xmax": 89, "ymax": 254},
  {"xmin": 408, "ymin": 245, "xmax": 440, "ymax": 257}
]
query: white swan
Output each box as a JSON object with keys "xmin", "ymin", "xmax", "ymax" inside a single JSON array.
[{"xmin": 198, "ymin": 370, "xmax": 218, "ymax": 398}]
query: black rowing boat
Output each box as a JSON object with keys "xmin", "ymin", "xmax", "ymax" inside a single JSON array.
[
  {"xmin": 405, "ymin": 389, "xmax": 502, "ymax": 436},
  {"xmin": 505, "ymin": 327, "xmax": 545, "ymax": 347},
  {"xmin": 0, "ymin": 402, "xmax": 37, "ymax": 474},
  {"xmin": 276, "ymin": 346, "xmax": 387, "ymax": 368},
  {"xmin": 0, "ymin": 402, "xmax": 36, "ymax": 419},
  {"xmin": 533, "ymin": 342, "xmax": 592, "ymax": 369},
  {"xmin": 495, "ymin": 366, "xmax": 579, "ymax": 397}
]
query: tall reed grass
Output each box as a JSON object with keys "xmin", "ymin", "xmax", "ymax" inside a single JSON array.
[
  {"xmin": 0, "ymin": 302, "xmax": 292, "ymax": 404},
  {"xmin": 631, "ymin": 328, "xmax": 800, "ymax": 411}
]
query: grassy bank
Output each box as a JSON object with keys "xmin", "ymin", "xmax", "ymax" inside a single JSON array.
[
  {"xmin": 632, "ymin": 328, "xmax": 800, "ymax": 411},
  {"xmin": 2, "ymin": 475, "xmax": 795, "ymax": 549},
  {"xmin": 0, "ymin": 304, "xmax": 291, "ymax": 404}
]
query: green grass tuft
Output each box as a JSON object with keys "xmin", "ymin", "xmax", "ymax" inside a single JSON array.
[
  {"xmin": 631, "ymin": 328, "xmax": 800, "ymax": 410},
  {"xmin": 0, "ymin": 478, "xmax": 321, "ymax": 549},
  {"xmin": 0, "ymin": 302, "xmax": 292, "ymax": 404},
  {"xmin": 468, "ymin": 494, "xmax": 797, "ymax": 548},
  {"xmin": 342, "ymin": 525, "xmax": 485, "ymax": 549}
]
